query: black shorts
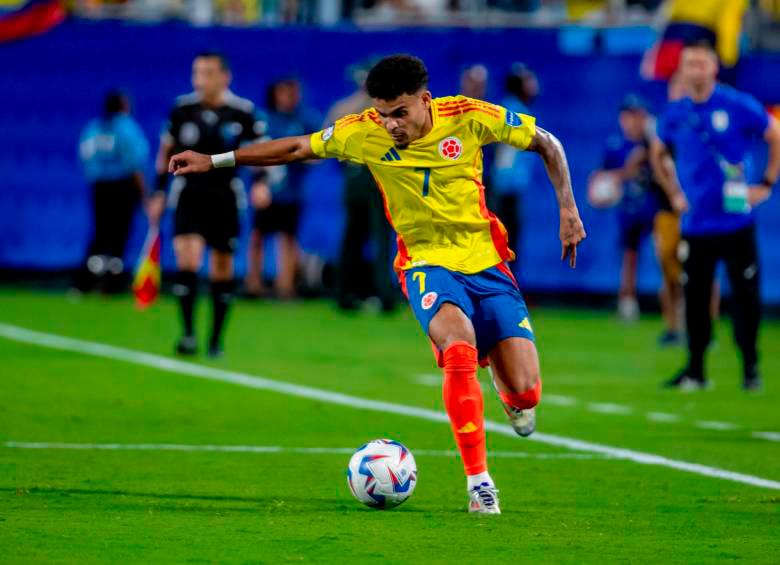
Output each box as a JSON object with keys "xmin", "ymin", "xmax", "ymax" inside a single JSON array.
[
  {"xmin": 253, "ymin": 201, "xmax": 300, "ymax": 236},
  {"xmin": 173, "ymin": 181, "xmax": 241, "ymax": 253}
]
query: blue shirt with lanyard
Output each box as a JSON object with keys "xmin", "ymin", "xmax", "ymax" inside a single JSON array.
[
  {"xmin": 79, "ymin": 114, "xmax": 149, "ymax": 183},
  {"xmin": 657, "ymin": 84, "xmax": 769, "ymax": 236}
]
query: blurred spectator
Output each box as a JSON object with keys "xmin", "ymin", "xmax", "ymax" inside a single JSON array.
[
  {"xmin": 245, "ymin": 77, "xmax": 321, "ymax": 299},
  {"xmin": 651, "ymin": 41, "xmax": 780, "ymax": 390},
  {"xmin": 73, "ymin": 91, "xmax": 149, "ymax": 294},
  {"xmin": 327, "ymin": 60, "xmax": 397, "ymax": 312},
  {"xmin": 460, "ymin": 64, "xmax": 488, "ymax": 100},
  {"xmin": 642, "ymin": 0, "xmax": 748, "ymax": 84},
  {"xmin": 589, "ymin": 95, "xmax": 662, "ymax": 324},
  {"xmin": 491, "ymin": 63, "xmax": 538, "ymax": 263}
]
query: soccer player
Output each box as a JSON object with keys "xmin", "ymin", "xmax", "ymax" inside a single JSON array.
[
  {"xmin": 651, "ymin": 41, "xmax": 780, "ymax": 390},
  {"xmin": 148, "ymin": 51, "xmax": 267, "ymax": 357},
  {"xmin": 168, "ymin": 55, "xmax": 586, "ymax": 513}
]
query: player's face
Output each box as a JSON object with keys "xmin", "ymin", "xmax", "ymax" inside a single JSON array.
[
  {"xmin": 192, "ymin": 57, "xmax": 230, "ymax": 101},
  {"xmin": 273, "ymin": 82, "xmax": 301, "ymax": 113},
  {"xmin": 679, "ymin": 47, "xmax": 718, "ymax": 92},
  {"xmin": 373, "ymin": 91, "xmax": 432, "ymax": 149}
]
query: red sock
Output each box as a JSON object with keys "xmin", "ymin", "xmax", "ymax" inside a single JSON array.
[
  {"xmin": 442, "ymin": 341, "xmax": 486, "ymax": 476},
  {"xmin": 499, "ymin": 378, "xmax": 542, "ymax": 410}
]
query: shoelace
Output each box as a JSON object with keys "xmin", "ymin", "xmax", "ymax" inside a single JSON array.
[{"xmin": 473, "ymin": 486, "xmax": 499, "ymax": 507}]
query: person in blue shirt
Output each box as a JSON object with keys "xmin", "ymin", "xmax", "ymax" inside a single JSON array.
[
  {"xmin": 592, "ymin": 95, "xmax": 672, "ymax": 326},
  {"xmin": 74, "ymin": 91, "xmax": 149, "ymax": 294},
  {"xmin": 245, "ymin": 78, "xmax": 321, "ymax": 299},
  {"xmin": 491, "ymin": 63, "xmax": 539, "ymax": 267},
  {"xmin": 652, "ymin": 40, "xmax": 780, "ymax": 390}
]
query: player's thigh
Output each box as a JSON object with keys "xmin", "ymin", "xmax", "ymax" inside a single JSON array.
[
  {"xmin": 488, "ymin": 337, "xmax": 541, "ymax": 394},
  {"xmin": 473, "ymin": 285, "xmax": 537, "ymax": 390},
  {"xmin": 404, "ymin": 267, "xmax": 475, "ymax": 350},
  {"xmin": 173, "ymin": 234, "xmax": 206, "ymax": 271}
]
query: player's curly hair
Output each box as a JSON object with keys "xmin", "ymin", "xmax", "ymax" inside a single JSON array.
[{"xmin": 366, "ymin": 55, "xmax": 429, "ymax": 101}]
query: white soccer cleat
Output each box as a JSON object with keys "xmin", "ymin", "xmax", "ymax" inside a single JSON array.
[
  {"xmin": 503, "ymin": 405, "xmax": 536, "ymax": 437},
  {"xmin": 468, "ymin": 483, "xmax": 501, "ymax": 514}
]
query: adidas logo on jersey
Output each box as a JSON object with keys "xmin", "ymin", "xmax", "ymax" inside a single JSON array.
[{"xmin": 380, "ymin": 147, "xmax": 403, "ymax": 161}]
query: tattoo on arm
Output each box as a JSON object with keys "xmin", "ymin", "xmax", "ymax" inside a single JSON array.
[{"xmin": 527, "ymin": 127, "xmax": 576, "ymax": 210}]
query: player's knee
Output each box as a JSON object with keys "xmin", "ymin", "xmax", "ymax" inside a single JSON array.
[
  {"xmin": 507, "ymin": 365, "xmax": 541, "ymax": 395},
  {"xmin": 430, "ymin": 303, "xmax": 476, "ymax": 350}
]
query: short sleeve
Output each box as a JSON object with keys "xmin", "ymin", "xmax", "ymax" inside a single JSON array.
[
  {"xmin": 243, "ymin": 109, "xmax": 269, "ymax": 145},
  {"xmin": 737, "ymin": 93, "xmax": 769, "ymax": 137},
  {"xmin": 472, "ymin": 101, "xmax": 536, "ymax": 149},
  {"xmin": 161, "ymin": 107, "xmax": 179, "ymax": 145},
  {"xmin": 120, "ymin": 119, "xmax": 150, "ymax": 172},
  {"xmin": 309, "ymin": 114, "xmax": 366, "ymax": 164}
]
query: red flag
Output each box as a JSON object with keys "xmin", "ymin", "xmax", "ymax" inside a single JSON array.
[
  {"xmin": 133, "ymin": 227, "xmax": 161, "ymax": 309},
  {"xmin": 0, "ymin": 0, "xmax": 66, "ymax": 43}
]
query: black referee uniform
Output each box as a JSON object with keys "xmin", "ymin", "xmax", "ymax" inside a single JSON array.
[{"xmin": 162, "ymin": 91, "xmax": 266, "ymax": 355}]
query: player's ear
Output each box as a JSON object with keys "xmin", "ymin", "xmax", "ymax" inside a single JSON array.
[{"xmin": 421, "ymin": 90, "xmax": 432, "ymax": 108}]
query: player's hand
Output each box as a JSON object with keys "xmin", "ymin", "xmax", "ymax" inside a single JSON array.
[
  {"xmin": 748, "ymin": 185, "xmax": 772, "ymax": 207},
  {"xmin": 169, "ymin": 151, "xmax": 212, "ymax": 176},
  {"xmin": 146, "ymin": 192, "xmax": 166, "ymax": 226},
  {"xmin": 251, "ymin": 182, "xmax": 272, "ymax": 210},
  {"xmin": 670, "ymin": 191, "xmax": 689, "ymax": 215},
  {"xmin": 560, "ymin": 207, "xmax": 586, "ymax": 269}
]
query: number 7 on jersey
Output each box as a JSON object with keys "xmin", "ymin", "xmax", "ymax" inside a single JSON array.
[{"xmin": 415, "ymin": 167, "xmax": 431, "ymax": 197}]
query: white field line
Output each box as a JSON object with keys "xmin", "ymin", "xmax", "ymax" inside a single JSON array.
[
  {"xmin": 587, "ymin": 402, "xmax": 633, "ymax": 416},
  {"xmin": 753, "ymin": 432, "xmax": 780, "ymax": 443},
  {"xmin": 1, "ymin": 441, "xmax": 608, "ymax": 460},
  {"xmin": 1, "ymin": 322, "xmax": 779, "ymax": 491},
  {"xmin": 647, "ymin": 412, "xmax": 682, "ymax": 423},
  {"xmin": 544, "ymin": 394, "xmax": 578, "ymax": 406},
  {"xmin": 695, "ymin": 421, "xmax": 740, "ymax": 431}
]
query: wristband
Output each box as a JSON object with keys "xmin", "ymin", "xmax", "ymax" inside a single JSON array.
[{"xmin": 211, "ymin": 151, "xmax": 236, "ymax": 169}]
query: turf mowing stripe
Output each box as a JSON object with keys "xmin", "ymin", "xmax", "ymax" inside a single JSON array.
[
  {"xmin": 1, "ymin": 322, "xmax": 779, "ymax": 491},
  {"xmin": 2, "ymin": 442, "xmax": 608, "ymax": 460}
]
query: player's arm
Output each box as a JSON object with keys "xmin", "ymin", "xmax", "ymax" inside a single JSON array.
[
  {"xmin": 649, "ymin": 138, "xmax": 688, "ymax": 214},
  {"xmin": 169, "ymin": 135, "xmax": 317, "ymax": 176},
  {"xmin": 526, "ymin": 127, "xmax": 587, "ymax": 268},
  {"xmin": 751, "ymin": 114, "xmax": 780, "ymax": 206},
  {"xmin": 145, "ymin": 135, "xmax": 176, "ymax": 226}
]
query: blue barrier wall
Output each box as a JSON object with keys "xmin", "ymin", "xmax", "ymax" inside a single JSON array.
[{"xmin": 2, "ymin": 21, "xmax": 780, "ymax": 302}]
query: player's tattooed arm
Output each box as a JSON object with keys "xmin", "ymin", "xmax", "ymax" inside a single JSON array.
[
  {"xmin": 169, "ymin": 135, "xmax": 318, "ymax": 175},
  {"xmin": 649, "ymin": 138, "xmax": 688, "ymax": 214},
  {"xmin": 527, "ymin": 126, "xmax": 587, "ymax": 268}
]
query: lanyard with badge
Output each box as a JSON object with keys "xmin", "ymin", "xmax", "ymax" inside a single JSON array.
[{"xmin": 691, "ymin": 109, "xmax": 751, "ymax": 215}]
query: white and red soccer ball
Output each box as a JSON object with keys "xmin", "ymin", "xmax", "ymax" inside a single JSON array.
[{"xmin": 347, "ymin": 439, "xmax": 417, "ymax": 509}]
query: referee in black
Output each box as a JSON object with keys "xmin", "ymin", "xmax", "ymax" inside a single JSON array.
[
  {"xmin": 148, "ymin": 52, "xmax": 266, "ymax": 357},
  {"xmin": 651, "ymin": 41, "xmax": 780, "ymax": 390}
]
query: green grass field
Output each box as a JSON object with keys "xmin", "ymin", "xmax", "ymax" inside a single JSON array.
[{"xmin": 1, "ymin": 289, "xmax": 779, "ymax": 563}]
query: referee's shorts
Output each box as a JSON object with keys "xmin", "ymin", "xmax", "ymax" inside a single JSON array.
[{"xmin": 171, "ymin": 179, "xmax": 243, "ymax": 253}]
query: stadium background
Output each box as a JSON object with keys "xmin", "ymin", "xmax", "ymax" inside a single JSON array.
[{"xmin": 2, "ymin": 4, "xmax": 780, "ymax": 302}]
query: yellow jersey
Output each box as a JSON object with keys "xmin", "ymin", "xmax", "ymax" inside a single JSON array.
[{"xmin": 309, "ymin": 95, "xmax": 537, "ymax": 275}]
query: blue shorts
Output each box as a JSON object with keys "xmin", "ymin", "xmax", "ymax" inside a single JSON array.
[{"xmin": 402, "ymin": 264, "xmax": 534, "ymax": 366}]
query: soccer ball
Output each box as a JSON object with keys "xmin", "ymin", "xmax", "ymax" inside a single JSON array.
[{"xmin": 347, "ymin": 439, "xmax": 417, "ymax": 509}]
